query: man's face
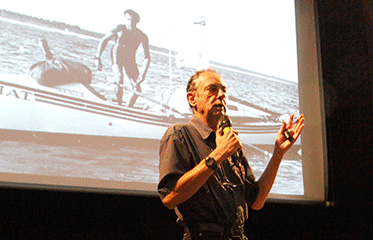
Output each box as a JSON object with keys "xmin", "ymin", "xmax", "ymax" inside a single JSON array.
[
  {"xmin": 124, "ymin": 13, "xmax": 136, "ymax": 30},
  {"xmin": 190, "ymin": 72, "xmax": 227, "ymax": 123}
]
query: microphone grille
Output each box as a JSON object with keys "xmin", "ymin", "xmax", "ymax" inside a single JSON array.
[{"xmin": 219, "ymin": 115, "xmax": 232, "ymax": 128}]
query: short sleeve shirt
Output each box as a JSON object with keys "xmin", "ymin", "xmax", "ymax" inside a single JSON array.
[{"xmin": 158, "ymin": 116, "xmax": 259, "ymax": 226}]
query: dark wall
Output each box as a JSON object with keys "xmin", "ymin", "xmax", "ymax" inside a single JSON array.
[
  {"xmin": 1, "ymin": 1, "xmax": 372, "ymax": 239},
  {"xmin": 318, "ymin": 0, "xmax": 372, "ymax": 204}
]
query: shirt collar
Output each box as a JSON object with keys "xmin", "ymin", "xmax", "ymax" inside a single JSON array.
[{"xmin": 189, "ymin": 115, "xmax": 215, "ymax": 140}]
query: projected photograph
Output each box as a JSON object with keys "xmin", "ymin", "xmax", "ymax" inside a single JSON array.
[{"xmin": 0, "ymin": 0, "xmax": 303, "ymax": 196}]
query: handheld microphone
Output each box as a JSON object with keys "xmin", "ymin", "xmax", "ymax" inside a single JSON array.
[{"xmin": 219, "ymin": 115, "xmax": 241, "ymax": 166}]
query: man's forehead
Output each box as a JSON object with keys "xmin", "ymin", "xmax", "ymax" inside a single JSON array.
[{"xmin": 197, "ymin": 72, "xmax": 226, "ymax": 87}]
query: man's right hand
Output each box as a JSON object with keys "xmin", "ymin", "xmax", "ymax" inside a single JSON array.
[
  {"xmin": 95, "ymin": 58, "xmax": 102, "ymax": 71},
  {"xmin": 213, "ymin": 127, "xmax": 242, "ymax": 164}
]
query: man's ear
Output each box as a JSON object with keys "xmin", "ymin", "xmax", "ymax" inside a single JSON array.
[{"xmin": 187, "ymin": 92, "xmax": 196, "ymax": 109}]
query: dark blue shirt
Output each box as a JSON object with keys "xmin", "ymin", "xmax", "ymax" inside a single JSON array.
[{"xmin": 158, "ymin": 116, "xmax": 259, "ymax": 226}]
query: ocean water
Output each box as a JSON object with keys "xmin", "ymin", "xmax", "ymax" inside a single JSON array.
[{"xmin": 0, "ymin": 17, "xmax": 302, "ymax": 195}]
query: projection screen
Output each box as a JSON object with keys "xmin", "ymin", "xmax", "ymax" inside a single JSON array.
[{"xmin": 0, "ymin": 0, "xmax": 327, "ymax": 203}]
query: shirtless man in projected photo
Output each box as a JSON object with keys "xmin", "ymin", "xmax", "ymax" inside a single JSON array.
[
  {"xmin": 158, "ymin": 69, "xmax": 305, "ymax": 240},
  {"xmin": 95, "ymin": 9, "xmax": 151, "ymax": 107}
]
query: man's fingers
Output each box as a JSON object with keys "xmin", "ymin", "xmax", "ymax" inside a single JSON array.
[
  {"xmin": 279, "ymin": 120, "xmax": 287, "ymax": 134},
  {"xmin": 225, "ymin": 130, "xmax": 242, "ymax": 151},
  {"xmin": 290, "ymin": 115, "xmax": 305, "ymax": 140},
  {"xmin": 287, "ymin": 114, "xmax": 294, "ymax": 129}
]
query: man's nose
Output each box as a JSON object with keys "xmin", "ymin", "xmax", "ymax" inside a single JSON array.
[{"xmin": 217, "ymin": 88, "xmax": 226, "ymax": 99}]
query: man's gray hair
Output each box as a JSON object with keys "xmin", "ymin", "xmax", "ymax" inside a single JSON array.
[{"xmin": 186, "ymin": 68, "xmax": 218, "ymax": 93}]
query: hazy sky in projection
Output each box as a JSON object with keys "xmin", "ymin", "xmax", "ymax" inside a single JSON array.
[{"xmin": 1, "ymin": 0, "xmax": 298, "ymax": 82}]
